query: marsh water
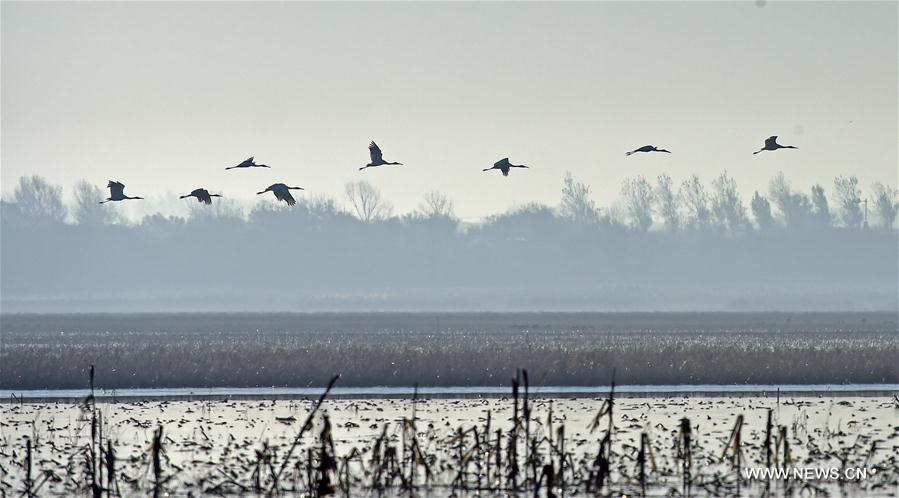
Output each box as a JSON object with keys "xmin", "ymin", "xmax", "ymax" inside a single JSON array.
[
  {"xmin": 4, "ymin": 384, "xmax": 899, "ymax": 402},
  {"xmin": 2, "ymin": 312, "xmax": 897, "ymax": 496}
]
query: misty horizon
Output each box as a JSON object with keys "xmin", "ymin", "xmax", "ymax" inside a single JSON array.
[{"xmin": 2, "ymin": 169, "xmax": 896, "ymax": 313}]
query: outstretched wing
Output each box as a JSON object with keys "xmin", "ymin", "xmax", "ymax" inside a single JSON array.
[
  {"xmin": 764, "ymin": 136, "xmax": 778, "ymax": 148},
  {"xmin": 283, "ymin": 191, "xmax": 296, "ymax": 206},
  {"xmin": 369, "ymin": 142, "xmax": 383, "ymax": 164},
  {"xmin": 107, "ymin": 181, "xmax": 125, "ymax": 197},
  {"xmin": 494, "ymin": 158, "xmax": 510, "ymax": 168}
]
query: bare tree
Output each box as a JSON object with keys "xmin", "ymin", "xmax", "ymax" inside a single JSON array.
[
  {"xmin": 306, "ymin": 194, "xmax": 344, "ymax": 217},
  {"xmin": 809, "ymin": 184, "xmax": 832, "ymax": 228},
  {"xmin": 750, "ymin": 191, "xmax": 775, "ymax": 230},
  {"xmin": 678, "ymin": 175, "xmax": 710, "ymax": 230},
  {"xmin": 870, "ymin": 182, "xmax": 898, "ymax": 229},
  {"xmin": 560, "ymin": 172, "xmax": 598, "ymax": 224},
  {"xmin": 621, "ymin": 176, "xmax": 654, "ymax": 231},
  {"xmin": 768, "ymin": 172, "xmax": 812, "ymax": 228},
  {"xmin": 417, "ymin": 190, "xmax": 456, "ymax": 219},
  {"xmin": 710, "ymin": 171, "xmax": 746, "ymax": 231},
  {"xmin": 11, "ymin": 175, "xmax": 67, "ymax": 223},
  {"xmin": 833, "ymin": 176, "xmax": 863, "ymax": 228},
  {"xmin": 654, "ymin": 174, "xmax": 680, "ymax": 232},
  {"xmin": 187, "ymin": 197, "xmax": 244, "ymax": 222},
  {"xmin": 73, "ymin": 180, "xmax": 121, "ymax": 225},
  {"xmin": 345, "ymin": 181, "xmax": 393, "ymax": 223}
]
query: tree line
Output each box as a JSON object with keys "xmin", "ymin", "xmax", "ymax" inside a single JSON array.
[
  {"xmin": 2, "ymin": 172, "xmax": 896, "ymax": 311},
  {"xmin": 2, "ymin": 171, "xmax": 897, "ymax": 231}
]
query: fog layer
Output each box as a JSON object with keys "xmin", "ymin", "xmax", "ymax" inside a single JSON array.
[{"xmin": 1, "ymin": 173, "xmax": 896, "ymax": 312}]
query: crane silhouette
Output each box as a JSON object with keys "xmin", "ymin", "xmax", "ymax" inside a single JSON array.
[
  {"xmin": 180, "ymin": 188, "xmax": 222, "ymax": 205},
  {"xmin": 257, "ymin": 183, "xmax": 304, "ymax": 206},
  {"xmin": 483, "ymin": 158, "xmax": 528, "ymax": 177},
  {"xmin": 99, "ymin": 181, "xmax": 143, "ymax": 204},
  {"xmin": 626, "ymin": 145, "xmax": 671, "ymax": 156},
  {"xmin": 360, "ymin": 142, "xmax": 402, "ymax": 170},
  {"xmin": 226, "ymin": 156, "xmax": 270, "ymax": 170},
  {"xmin": 753, "ymin": 136, "xmax": 797, "ymax": 154}
]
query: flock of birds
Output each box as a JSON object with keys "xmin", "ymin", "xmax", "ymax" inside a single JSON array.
[{"xmin": 99, "ymin": 136, "xmax": 799, "ymax": 206}]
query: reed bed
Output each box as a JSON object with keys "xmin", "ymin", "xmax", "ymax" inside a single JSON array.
[
  {"xmin": 1, "ymin": 371, "xmax": 897, "ymax": 496},
  {"xmin": 2, "ymin": 313, "xmax": 897, "ymax": 389}
]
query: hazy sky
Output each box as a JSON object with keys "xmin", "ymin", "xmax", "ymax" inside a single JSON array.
[{"xmin": 2, "ymin": 1, "xmax": 896, "ymax": 220}]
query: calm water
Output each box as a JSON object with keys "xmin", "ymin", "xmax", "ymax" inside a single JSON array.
[
  {"xmin": 3, "ymin": 384, "xmax": 898, "ymax": 401},
  {"xmin": 4, "ymin": 311, "xmax": 897, "ymax": 335}
]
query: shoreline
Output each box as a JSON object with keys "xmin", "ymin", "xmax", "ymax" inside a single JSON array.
[{"xmin": 4, "ymin": 383, "xmax": 897, "ymax": 403}]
